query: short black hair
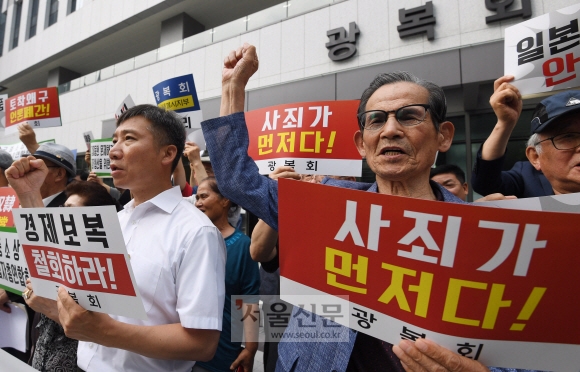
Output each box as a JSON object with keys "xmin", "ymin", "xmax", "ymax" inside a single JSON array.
[
  {"xmin": 116, "ymin": 104, "xmax": 186, "ymax": 172},
  {"xmin": 65, "ymin": 181, "xmax": 121, "ymax": 211},
  {"xmin": 357, "ymin": 71, "xmax": 447, "ymax": 131},
  {"xmin": 430, "ymin": 164, "xmax": 465, "ymax": 184}
]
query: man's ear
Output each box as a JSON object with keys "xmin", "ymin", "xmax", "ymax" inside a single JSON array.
[
  {"xmin": 526, "ymin": 146, "xmax": 541, "ymax": 171},
  {"xmin": 354, "ymin": 130, "xmax": 366, "ymax": 158},
  {"xmin": 54, "ymin": 167, "xmax": 67, "ymax": 183},
  {"xmin": 162, "ymin": 145, "xmax": 178, "ymax": 168},
  {"xmin": 437, "ymin": 121, "xmax": 454, "ymax": 152}
]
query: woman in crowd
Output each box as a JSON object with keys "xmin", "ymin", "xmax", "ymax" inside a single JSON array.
[{"xmin": 193, "ymin": 177, "xmax": 260, "ymax": 372}]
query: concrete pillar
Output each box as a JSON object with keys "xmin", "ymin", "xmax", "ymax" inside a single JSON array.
[
  {"xmin": 160, "ymin": 13, "xmax": 204, "ymax": 47},
  {"xmin": 47, "ymin": 66, "xmax": 80, "ymax": 87}
]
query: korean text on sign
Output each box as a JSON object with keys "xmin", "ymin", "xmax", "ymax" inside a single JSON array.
[
  {"xmin": 505, "ymin": 4, "xmax": 580, "ymax": 96},
  {"xmin": 90, "ymin": 139, "xmax": 113, "ymax": 177},
  {"xmin": 278, "ymin": 179, "xmax": 580, "ymax": 370},
  {"xmin": 245, "ymin": 100, "xmax": 362, "ymax": 177},
  {"xmin": 0, "ymin": 227, "xmax": 29, "ymax": 294},
  {"xmin": 152, "ymin": 74, "xmax": 203, "ymax": 131},
  {"xmin": 13, "ymin": 206, "xmax": 146, "ymax": 319},
  {"xmin": 4, "ymin": 87, "xmax": 62, "ymax": 135}
]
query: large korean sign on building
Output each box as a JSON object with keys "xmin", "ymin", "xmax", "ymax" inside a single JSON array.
[
  {"xmin": 279, "ymin": 179, "xmax": 580, "ymax": 370},
  {"xmin": 245, "ymin": 100, "xmax": 362, "ymax": 176}
]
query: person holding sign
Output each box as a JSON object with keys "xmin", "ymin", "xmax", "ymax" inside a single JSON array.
[
  {"xmin": 471, "ymin": 76, "xmax": 552, "ymax": 198},
  {"xmin": 68, "ymin": 104, "xmax": 224, "ymax": 371},
  {"xmin": 201, "ymin": 44, "xmax": 533, "ymax": 372}
]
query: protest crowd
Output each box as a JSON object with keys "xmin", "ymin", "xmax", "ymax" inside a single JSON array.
[{"xmin": 0, "ymin": 36, "xmax": 579, "ymax": 372}]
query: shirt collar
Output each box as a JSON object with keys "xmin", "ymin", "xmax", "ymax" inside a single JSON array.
[
  {"xmin": 367, "ymin": 180, "xmax": 467, "ymax": 204},
  {"xmin": 43, "ymin": 192, "xmax": 62, "ymax": 207},
  {"xmin": 123, "ymin": 186, "xmax": 182, "ymax": 214}
]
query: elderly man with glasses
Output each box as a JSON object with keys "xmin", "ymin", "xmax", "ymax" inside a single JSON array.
[
  {"xmin": 200, "ymin": 43, "xmax": 537, "ymax": 372},
  {"xmin": 471, "ymin": 77, "xmax": 580, "ymax": 198}
]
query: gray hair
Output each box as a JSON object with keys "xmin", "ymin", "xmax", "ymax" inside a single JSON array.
[
  {"xmin": 528, "ymin": 133, "xmax": 542, "ymax": 154},
  {"xmin": 357, "ymin": 71, "xmax": 447, "ymax": 131}
]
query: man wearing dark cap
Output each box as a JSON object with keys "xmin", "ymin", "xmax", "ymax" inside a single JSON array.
[
  {"xmin": 32, "ymin": 142, "xmax": 77, "ymax": 207},
  {"xmin": 471, "ymin": 76, "xmax": 580, "ymax": 197},
  {"xmin": 0, "ymin": 149, "xmax": 14, "ymax": 187}
]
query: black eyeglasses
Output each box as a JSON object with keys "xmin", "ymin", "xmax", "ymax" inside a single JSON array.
[
  {"xmin": 357, "ymin": 104, "xmax": 431, "ymax": 131},
  {"xmin": 534, "ymin": 132, "xmax": 580, "ymax": 150}
]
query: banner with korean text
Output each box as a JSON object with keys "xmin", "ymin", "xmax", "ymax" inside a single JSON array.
[
  {"xmin": 0, "ymin": 227, "xmax": 28, "ymax": 294},
  {"xmin": 278, "ymin": 179, "xmax": 580, "ymax": 370},
  {"xmin": 90, "ymin": 138, "xmax": 113, "ymax": 177},
  {"xmin": 13, "ymin": 206, "xmax": 147, "ymax": 319},
  {"xmin": 153, "ymin": 74, "xmax": 202, "ymax": 132},
  {"xmin": 245, "ymin": 100, "xmax": 362, "ymax": 176},
  {"xmin": 4, "ymin": 87, "xmax": 61, "ymax": 135},
  {"xmin": 505, "ymin": 3, "xmax": 580, "ymax": 97}
]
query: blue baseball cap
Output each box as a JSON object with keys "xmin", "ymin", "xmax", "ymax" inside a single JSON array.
[{"xmin": 530, "ymin": 90, "xmax": 580, "ymax": 133}]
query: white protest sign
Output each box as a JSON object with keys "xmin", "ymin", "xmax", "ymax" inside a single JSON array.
[
  {"xmin": 478, "ymin": 192, "xmax": 580, "ymax": 213},
  {"xmin": 0, "ymin": 304, "xmax": 29, "ymax": 353},
  {"xmin": 13, "ymin": 206, "xmax": 147, "ymax": 320},
  {"xmin": 90, "ymin": 138, "xmax": 113, "ymax": 176},
  {"xmin": 505, "ymin": 4, "xmax": 580, "ymax": 97},
  {"xmin": 187, "ymin": 129, "xmax": 206, "ymax": 151},
  {"xmin": 0, "ymin": 227, "xmax": 28, "ymax": 294},
  {"xmin": 153, "ymin": 74, "xmax": 203, "ymax": 134},
  {"xmin": 114, "ymin": 95, "xmax": 135, "ymax": 119},
  {"xmin": 83, "ymin": 131, "xmax": 94, "ymax": 150}
]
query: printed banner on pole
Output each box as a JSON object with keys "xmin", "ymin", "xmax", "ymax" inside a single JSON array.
[
  {"xmin": 505, "ymin": 4, "xmax": 580, "ymax": 97},
  {"xmin": 114, "ymin": 95, "xmax": 135, "ymax": 120},
  {"xmin": 0, "ymin": 227, "xmax": 28, "ymax": 295},
  {"xmin": 278, "ymin": 179, "xmax": 580, "ymax": 370},
  {"xmin": 83, "ymin": 131, "xmax": 94, "ymax": 150},
  {"xmin": 245, "ymin": 100, "xmax": 362, "ymax": 176},
  {"xmin": 4, "ymin": 87, "xmax": 62, "ymax": 135},
  {"xmin": 90, "ymin": 138, "xmax": 113, "ymax": 177},
  {"xmin": 153, "ymin": 74, "xmax": 202, "ymax": 132},
  {"xmin": 13, "ymin": 206, "xmax": 147, "ymax": 319},
  {"xmin": 0, "ymin": 94, "xmax": 7, "ymax": 128}
]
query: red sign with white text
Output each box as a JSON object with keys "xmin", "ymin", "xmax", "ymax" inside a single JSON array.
[
  {"xmin": 0, "ymin": 188, "xmax": 19, "ymax": 227},
  {"xmin": 278, "ymin": 179, "xmax": 580, "ymax": 370},
  {"xmin": 245, "ymin": 100, "xmax": 362, "ymax": 176},
  {"xmin": 5, "ymin": 87, "xmax": 62, "ymax": 134}
]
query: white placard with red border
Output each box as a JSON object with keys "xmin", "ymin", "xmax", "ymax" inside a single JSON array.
[{"xmin": 12, "ymin": 206, "xmax": 147, "ymax": 319}]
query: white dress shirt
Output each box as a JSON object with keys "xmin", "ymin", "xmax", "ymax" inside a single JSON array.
[{"xmin": 77, "ymin": 186, "xmax": 226, "ymax": 372}]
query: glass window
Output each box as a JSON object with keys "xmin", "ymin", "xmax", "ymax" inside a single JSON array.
[
  {"xmin": 48, "ymin": 0, "xmax": 58, "ymax": 27},
  {"xmin": 448, "ymin": 115, "xmax": 466, "ymax": 142},
  {"xmin": 27, "ymin": 0, "xmax": 40, "ymax": 39},
  {"xmin": 68, "ymin": 0, "xmax": 82, "ymax": 15},
  {"xmin": 10, "ymin": 0, "xmax": 22, "ymax": 49}
]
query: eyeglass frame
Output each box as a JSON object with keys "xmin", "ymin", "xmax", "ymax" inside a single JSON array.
[
  {"xmin": 533, "ymin": 132, "xmax": 580, "ymax": 151},
  {"xmin": 357, "ymin": 104, "xmax": 432, "ymax": 131}
]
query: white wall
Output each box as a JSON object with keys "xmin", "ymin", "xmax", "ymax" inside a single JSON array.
[
  {"xmin": 0, "ymin": 0, "xmax": 167, "ymax": 82},
  {"xmin": 0, "ymin": 0, "xmax": 576, "ymax": 151}
]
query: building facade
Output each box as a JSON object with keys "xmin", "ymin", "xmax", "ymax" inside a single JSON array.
[{"xmin": 0, "ymin": 0, "xmax": 577, "ymax": 200}]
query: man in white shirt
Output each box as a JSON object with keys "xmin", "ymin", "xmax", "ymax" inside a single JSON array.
[{"xmin": 51, "ymin": 104, "xmax": 226, "ymax": 371}]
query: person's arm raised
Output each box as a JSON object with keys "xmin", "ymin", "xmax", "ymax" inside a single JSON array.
[{"xmin": 481, "ymin": 75, "xmax": 523, "ymax": 161}]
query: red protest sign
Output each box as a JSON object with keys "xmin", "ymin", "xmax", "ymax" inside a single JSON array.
[
  {"xmin": 5, "ymin": 87, "xmax": 62, "ymax": 135},
  {"xmin": 245, "ymin": 100, "xmax": 362, "ymax": 176},
  {"xmin": 22, "ymin": 245, "xmax": 135, "ymax": 296},
  {"xmin": 0, "ymin": 188, "xmax": 20, "ymax": 227},
  {"xmin": 278, "ymin": 179, "xmax": 580, "ymax": 370}
]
